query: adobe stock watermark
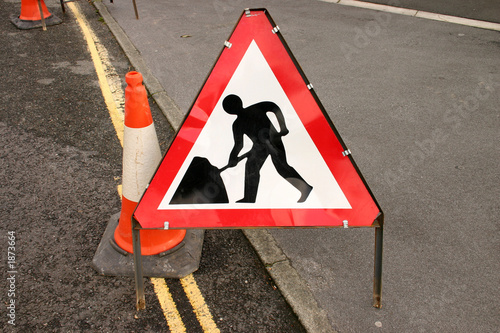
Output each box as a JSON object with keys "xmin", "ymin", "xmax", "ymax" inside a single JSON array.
[
  {"xmin": 383, "ymin": 75, "xmax": 499, "ymax": 190},
  {"xmin": 6, "ymin": 231, "xmax": 17, "ymax": 326},
  {"xmin": 340, "ymin": 1, "xmax": 401, "ymax": 62}
]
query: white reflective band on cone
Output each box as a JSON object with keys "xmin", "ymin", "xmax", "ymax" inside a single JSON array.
[{"xmin": 122, "ymin": 123, "xmax": 162, "ymax": 202}]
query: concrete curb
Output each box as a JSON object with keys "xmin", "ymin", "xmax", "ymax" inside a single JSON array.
[
  {"xmin": 322, "ymin": 0, "xmax": 500, "ymax": 31},
  {"xmin": 93, "ymin": 2, "xmax": 336, "ymax": 332},
  {"xmin": 243, "ymin": 229, "xmax": 337, "ymax": 333}
]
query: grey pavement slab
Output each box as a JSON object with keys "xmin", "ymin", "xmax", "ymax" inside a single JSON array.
[
  {"xmin": 99, "ymin": 0, "xmax": 500, "ymax": 332},
  {"xmin": 364, "ymin": 0, "xmax": 500, "ymax": 23}
]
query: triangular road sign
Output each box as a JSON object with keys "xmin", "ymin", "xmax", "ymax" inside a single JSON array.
[{"xmin": 134, "ymin": 8, "xmax": 382, "ymax": 229}]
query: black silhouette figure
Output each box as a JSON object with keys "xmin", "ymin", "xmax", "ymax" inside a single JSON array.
[{"xmin": 223, "ymin": 94, "xmax": 312, "ymax": 203}]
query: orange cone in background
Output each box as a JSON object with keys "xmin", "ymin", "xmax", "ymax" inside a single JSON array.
[
  {"xmin": 113, "ymin": 71, "xmax": 187, "ymax": 255},
  {"xmin": 11, "ymin": 0, "xmax": 62, "ymax": 30}
]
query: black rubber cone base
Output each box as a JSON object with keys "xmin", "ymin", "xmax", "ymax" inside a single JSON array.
[
  {"xmin": 10, "ymin": 14, "xmax": 62, "ymax": 30},
  {"xmin": 92, "ymin": 213, "xmax": 204, "ymax": 278}
]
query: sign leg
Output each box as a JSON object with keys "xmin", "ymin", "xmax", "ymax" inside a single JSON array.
[
  {"xmin": 37, "ymin": 0, "xmax": 47, "ymax": 30},
  {"xmin": 132, "ymin": 217, "xmax": 145, "ymax": 310},
  {"xmin": 373, "ymin": 224, "xmax": 383, "ymax": 308},
  {"xmin": 132, "ymin": 0, "xmax": 139, "ymax": 19}
]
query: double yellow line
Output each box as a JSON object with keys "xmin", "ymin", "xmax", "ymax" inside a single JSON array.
[
  {"xmin": 153, "ymin": 276, "xmax": 220, "ymax": 333},
  {"xmin": 68, "ymin": 3, "xmax": 219, "ymax": 332}
]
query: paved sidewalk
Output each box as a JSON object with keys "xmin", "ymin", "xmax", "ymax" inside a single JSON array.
[
  {"xmin": 364, "ymin": 0, "xmax": 500, "ymax": 23},
  {"xmin": 97, "ymin": 1, "xmax": 499, "ymax": 332}
]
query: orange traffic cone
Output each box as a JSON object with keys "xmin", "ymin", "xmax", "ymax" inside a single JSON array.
[
  {"xmin": 92, "ymin": 71, "xmax": 203, "ymax": 278},
  {"xmin": 11, "ymin": 0, "xmax": 62, "ymax": 30},
  {"xmin": 113, "ymin": 71, "xmax": 186, "ymax": 255}
]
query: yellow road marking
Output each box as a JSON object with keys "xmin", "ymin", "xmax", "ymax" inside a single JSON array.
[
  {"xmin": 67, "ymin": 2, "xmax": 124, "ymax": 146},
  {"xmin": 69, "ymin": 3, "xmax": 219, "ymax": 332},
  {"xmin": 151, "ymin": 278, "xmax": 187, "ymax": 333},
  {"xmin": 180, "ymin": 275, "xmax": 221, "ymax": 333},
  {"xmin": 69, "ymin": 2, "xmax": 183, "ymax": 330}
]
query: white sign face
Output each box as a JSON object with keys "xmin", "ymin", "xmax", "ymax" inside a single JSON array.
[{"xmin": 158, "ymin": 40, "xmax": 351, "ymax": 210}]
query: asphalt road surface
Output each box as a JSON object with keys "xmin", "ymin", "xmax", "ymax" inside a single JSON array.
[{"xmin": 0, "ymin": 0, "xmax": 306, "ymax": 331}]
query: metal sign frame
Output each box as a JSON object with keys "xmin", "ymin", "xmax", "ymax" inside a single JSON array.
[
  {"xmin": 131, "ymin": 8, "xmax": 384, "ymax": 310},
  {"xmin": 132, "ymin": 214, "xmax": 383, "ymax": 310}
]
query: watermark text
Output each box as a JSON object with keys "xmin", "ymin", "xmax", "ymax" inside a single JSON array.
[{"xmin": 6, "ymin": 231, "xmax": 17, "ymax": 326}]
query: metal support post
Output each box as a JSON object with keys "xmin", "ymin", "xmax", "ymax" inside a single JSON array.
[
  {"xmin": 132, "ymin": 217, "xmax": 145, "ymax": 310},
  {"xmin": 37, "ymin": 0, "xmax": 47, "ymax": 30},
  {"xmin": 132, "ymin": 0, "xmax": 139, "ymax": 19},
  {"xmin": 373, "ymin": 219, "xmax": 383, "ymax": 308}
]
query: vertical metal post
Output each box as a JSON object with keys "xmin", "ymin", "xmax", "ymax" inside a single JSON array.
[
  {"xmin": 60, "ymin": 0, "xmax": 66, "ymax": 14},
  {"xmin": 132, "ymin": 217, "xmax": 146, "ymax": 310},
  {"xmin": 132, "ymin": 0, "xmax": 139, "ymax": 19},
  {"xmin": 373, "ymin": 220, "xmax": 383, "ymax": 308},
  {"xmin": 37, "ymin": 0, "xmax": 47, "ymax": 31}
]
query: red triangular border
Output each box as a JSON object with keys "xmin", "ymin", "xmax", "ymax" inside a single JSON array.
[{"xmin": 134, "ymin": 9, "xmax": 382, "ymax": 229}]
